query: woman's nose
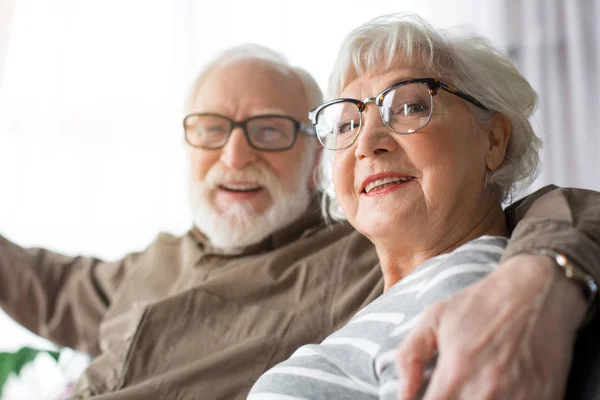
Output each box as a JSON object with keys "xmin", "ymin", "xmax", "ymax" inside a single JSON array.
[{"xmin": 353, "ymin": 105, "xmax": 399, "ymax": 159}]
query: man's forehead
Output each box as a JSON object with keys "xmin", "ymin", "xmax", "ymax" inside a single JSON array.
[
  {"xmin": 204, "ymin": 58, "xmax": 299, "ymax": 91},
  {"xmin": 192, "ymin": 103, "xmax": 293, "ymax": 118},
  {"xmin": 189, "ymin": 58, "xmax": 308, "ymax": 120},
  {"xmin": 190, "ymin": 93, "xmax": 298, "ymax": 116}
]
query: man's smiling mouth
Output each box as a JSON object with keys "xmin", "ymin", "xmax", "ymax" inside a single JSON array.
[{"xmin": 219, "ymin": 183, "xmax": 263, "ymax": 193}]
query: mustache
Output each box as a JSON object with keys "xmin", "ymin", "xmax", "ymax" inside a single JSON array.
[{"xmin": 203, "ymin": 161, "xmax": 279, "ymax": 188}]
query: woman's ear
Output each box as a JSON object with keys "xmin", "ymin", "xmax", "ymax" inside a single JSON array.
[{"xmin": 485, "ymin": 113, "xmax": 511, "ymax": 171}]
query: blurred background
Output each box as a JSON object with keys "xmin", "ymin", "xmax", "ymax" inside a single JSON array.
[{"xmin": 0, "ymin": 0, "xmax": 598, "ymax": 397}]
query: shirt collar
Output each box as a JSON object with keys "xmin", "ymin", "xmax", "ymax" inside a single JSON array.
[{"xmin": 190, "ymin": 194, "xmax": 324, "ymax": 257}]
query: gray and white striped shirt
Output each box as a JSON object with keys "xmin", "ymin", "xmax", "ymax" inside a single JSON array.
[{"xmin": 248, "ymin": 236, "xmax": 508, "ymax": 400}]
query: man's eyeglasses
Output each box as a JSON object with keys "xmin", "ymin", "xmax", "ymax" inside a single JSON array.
[
  {"xmin": 308, "ymin": 78, "xmax": 490, "ymax": 151},
  {"xmin": 183, "ymin": 113, "xmax": 316, "ymax": 152}
]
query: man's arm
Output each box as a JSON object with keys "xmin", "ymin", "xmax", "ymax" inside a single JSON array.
[
  {"xmin": 0, "ymin": 234, "xmax": 141, "ymax": 355},
  {"xmin": 503, "ymin": 185, "xmax": 600, "ymax": 287},
  {"xmin": 396, "ymin": 185, "xmax": 600, "ymax": 400}
]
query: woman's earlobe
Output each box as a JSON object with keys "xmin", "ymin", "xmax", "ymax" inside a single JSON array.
[{"xmin": 485, "ymin": 113, "xmax": 511, "ymax": 171}]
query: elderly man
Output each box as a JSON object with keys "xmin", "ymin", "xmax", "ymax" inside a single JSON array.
[{"xmin": 0, "ymin": 44, "xmax": 599, "ymax": 400}]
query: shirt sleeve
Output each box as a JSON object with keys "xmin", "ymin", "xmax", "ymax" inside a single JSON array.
[
  {"xmin": 502, "ymin": 185, "xmax": 600, "ymax": 290},
  {"xmin": 0, "ymin": 234, "xmax": 142, "ymax": 355}
]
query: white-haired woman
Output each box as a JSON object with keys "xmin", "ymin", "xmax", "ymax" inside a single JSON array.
[{"xmin": 248, "ymin": 14, "xmax": 592, "ymax": 400}]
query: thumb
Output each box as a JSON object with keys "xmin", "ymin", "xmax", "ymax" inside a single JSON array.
[{"xmin": 396, "ymin": 308, "xmax": 443, "ymax": 400}]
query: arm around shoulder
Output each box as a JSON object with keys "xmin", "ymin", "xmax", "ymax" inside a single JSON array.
[{"xmin": 503, "ymin": 185, "xmax": 600, "ymax": 312}]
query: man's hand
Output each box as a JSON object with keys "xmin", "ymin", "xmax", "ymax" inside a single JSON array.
[{"xmin": 395, "ymin": 254, "xmax": 588, "ymax": 400}]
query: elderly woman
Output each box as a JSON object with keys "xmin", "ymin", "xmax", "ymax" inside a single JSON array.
[{"xmin": 248, "ymin": 14, "xmax": 589, "ymax": 399}]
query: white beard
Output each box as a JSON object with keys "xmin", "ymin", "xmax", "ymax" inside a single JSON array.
[{"xmin": 189, "ymin": 152, "xmax": 315, "ymax": 250}]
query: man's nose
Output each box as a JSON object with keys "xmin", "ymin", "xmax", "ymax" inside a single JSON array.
[{"xmin": 220, "ymin": 128, "xmax": 258, "ymax": 169}]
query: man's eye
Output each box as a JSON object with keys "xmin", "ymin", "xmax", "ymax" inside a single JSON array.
[
  {"xmin": 205, "ymin": 126, "xmax": 226, "ymax": 133},
  {"xmin": 256, "ymin": 126, "xmax": 284, "ymax": 142}
]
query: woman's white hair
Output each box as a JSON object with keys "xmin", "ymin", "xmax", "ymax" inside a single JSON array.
[
  {"xmin": 185, "ymin": 43, "xmax": 323, "ymax": 114},
  {"xmin": 319, "ymin": 13, "xmax": 541, "ymax": 221}
]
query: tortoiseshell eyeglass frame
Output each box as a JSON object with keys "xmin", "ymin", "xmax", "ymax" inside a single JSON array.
[{"xmin": 308, "ymin": 78, "xmax": 490, "ymax": 150}]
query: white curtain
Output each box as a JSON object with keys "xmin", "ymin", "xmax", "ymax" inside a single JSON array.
[
  {"xmin": 0, "ymin": 0, "xmax": 16, "ymax": 90},
  {"xmin": 508, "ymin": 0, "xmax": 600, "ymax": 192}
]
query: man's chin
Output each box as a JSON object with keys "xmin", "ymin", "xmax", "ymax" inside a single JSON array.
[
  {"xmin": 192, "ymin": 193, "xmax": 311, "ymax": 250},
  {"xmin": 190, "ymin": 178, "xmax": 313, "ymax": 250},
  {"xmin": 193, "ymin": 209, "xmax": 273, "ymax": 250},
  {"xmin": 213, "ymin": 188, "xmax": 271, "ymax": 215},
  {"xmin": 213, "ymin": 200, "xmax": 271, "ymax": 219}
]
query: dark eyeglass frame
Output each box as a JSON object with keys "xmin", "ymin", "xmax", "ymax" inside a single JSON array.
[
  {"xmin": 183, "ymin": 113, "xmax": 317, "ymax": 152},
  {"xmin": 308, "ymin": 77, "xmax": 490, "ymax": 150}
]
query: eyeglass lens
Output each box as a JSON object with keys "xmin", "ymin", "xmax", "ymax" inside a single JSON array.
[
  {"xmin": 314, "ymin": 82, "xmax": 433, "ymax": 150},
  {"xmin": 184, "ymin": 115, "xmax": 298, "ymax": 150}
]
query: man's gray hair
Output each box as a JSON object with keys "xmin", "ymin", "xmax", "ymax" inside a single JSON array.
[
  {"xmin": 319, "ymin": 13, "xmax": 541, "ymax": 220},
  {"xmin": 185, "ymin": 44, "xmax": 323, "ymax": 114}
]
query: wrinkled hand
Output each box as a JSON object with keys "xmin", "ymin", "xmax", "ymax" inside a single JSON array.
[{"xmin": 396, "ymin": 254, "xmax": 587, "ymax": 400}]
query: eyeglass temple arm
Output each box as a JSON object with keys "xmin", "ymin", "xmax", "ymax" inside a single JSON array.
[
  {"xmin": 438, "ymin": 81, "xmax": 490, "ymax": 111},
  {"xmin": 300, "ymin": 122, "xmax": 317, "ymax": 136}
]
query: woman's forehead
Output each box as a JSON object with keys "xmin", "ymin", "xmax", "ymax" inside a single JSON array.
[{"xmin": 339, "ymin": 67, "xmax": 430, "ymax": 98}]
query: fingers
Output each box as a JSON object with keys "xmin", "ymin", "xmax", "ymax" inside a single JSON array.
[
  {"xmin": 421, "ymin": 353, "xmax": 489, "ymax": 400},
  {"xmin": 396, "ymin": 258, "xmax": 578, "ymax": 400},
  {"xmin": 396, "ymin": 303, "xmax": 445, "ymax": 400}
]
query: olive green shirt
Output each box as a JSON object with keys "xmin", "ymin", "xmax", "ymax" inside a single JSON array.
[{"xmin": 0, "ymin": 185, "xmax": 599, "ymax": 399}]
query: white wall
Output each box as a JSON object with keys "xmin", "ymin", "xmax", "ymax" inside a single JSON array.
[{"xmin": 0, "ymin": 0, "xmax": 16, "ymax": 92}]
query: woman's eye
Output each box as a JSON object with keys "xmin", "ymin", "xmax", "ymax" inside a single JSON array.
[
  {"xmin": 336, "ymin": 120, "xmax": 359, "ymax": 135},
  {"xmin": 395, "ymin": 102, "xmax": 429, "ymax": 116}
]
